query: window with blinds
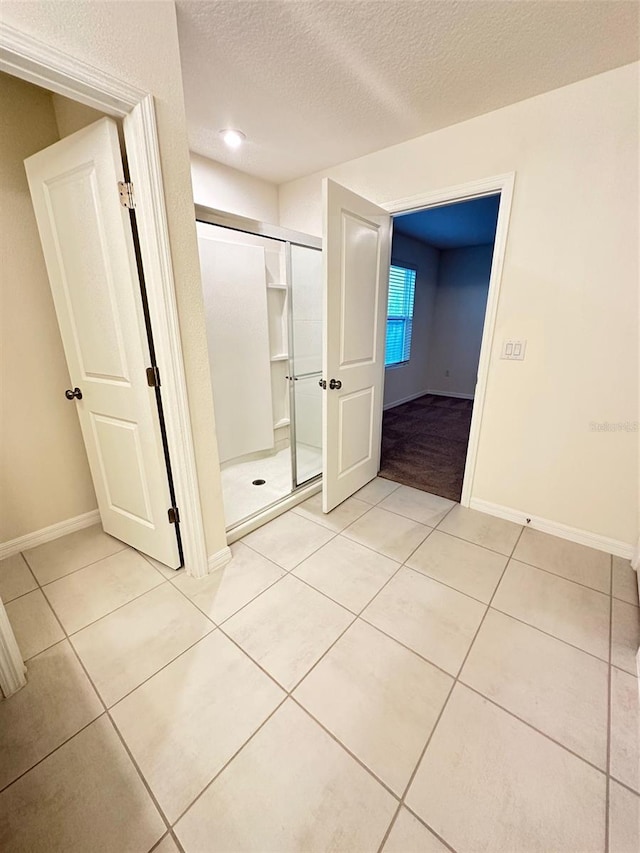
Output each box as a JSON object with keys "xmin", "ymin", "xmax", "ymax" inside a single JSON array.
[{"xmin": 385, "ymin": 264, "xmax": 416, "ymax": 366}]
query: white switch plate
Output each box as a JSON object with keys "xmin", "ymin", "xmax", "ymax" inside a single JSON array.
[{"xmin": 501, "ymin": 339, "xmax": 527, "ymax": 360}]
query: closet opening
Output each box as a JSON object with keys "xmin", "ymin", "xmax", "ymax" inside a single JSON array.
[{"xmin": 195, "ymin": 207, "xmax": 323, "ymax": 534}]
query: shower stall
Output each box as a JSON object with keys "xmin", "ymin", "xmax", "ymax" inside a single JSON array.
[{"xmin": 195, "ymin": 206, "xmax": 323, "ymax": 531}]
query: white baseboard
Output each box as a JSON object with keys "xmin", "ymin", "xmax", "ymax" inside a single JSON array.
[
  {"xmin": 207, "ymin": 546, "xmax": 232, "ymax": 573},
  {"xmin": 0, "ymin": 509, "xmax": 101, "ymax": 561},
  {"xmin": 383, "ymin": 389, "xmax": 474, "ymax": 410},
  {"xmin": 631, "ymin": 538, "xmax": 640, "ymax": 571},
  {"xmin": 469, "ymin": 498, "xmax": 635, "ymax": 560}
]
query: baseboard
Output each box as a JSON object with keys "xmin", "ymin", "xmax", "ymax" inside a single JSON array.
[
  {"xmin": 631, "ymin": 538, "xmax": 640, "ymax": 571},
  {"xmin": 383, "ymin": 389, "xmax": 474, "ymax": 410},
  {"xmin": 0, "ymin": 509, "xmax": 101, "ymax": 561},
  {"xmin": 426, "ymin": 389, "xmax": 475, "ymax": 401},
  {"xmin": 207, "ymin": 546, "xmax": 232, "ymax": 573},
  {"xmin": 469, "ymin": 498, "xmax": 635, "ymax": 559}
]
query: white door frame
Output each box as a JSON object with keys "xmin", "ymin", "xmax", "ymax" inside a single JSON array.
[
  {"xmin": 0, "ymin": 23, "xmax": 209, "ymax": 577},
  {"xmin": 0, "ymin": 598, "xmax": 26, "ymax": 698},
  {"xmin": 382, "ymin": 172, "xmax": 516, "ymax": 507}
]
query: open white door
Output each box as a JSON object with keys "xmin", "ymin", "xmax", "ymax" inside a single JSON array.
[
  {"xmin": 24, "ymin": 118, "xmax": 181, "ymax": 569},
  {"xmin": 322, "ymin": 179, "xmax": 391, "ymax": 512}
]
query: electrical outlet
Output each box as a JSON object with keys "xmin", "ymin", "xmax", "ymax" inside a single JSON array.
[{"xmin": 501, "ymin": 339, "xmax": 527, "ymax": 360}]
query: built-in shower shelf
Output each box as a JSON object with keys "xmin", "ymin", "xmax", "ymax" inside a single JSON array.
[
  {"xmin": 270, "ymin": 353, "xmax": 288, "ymax": 362},
  {"xmin": 267, "ymin": 283, "xmax": 287, "ymax": 290},
  {"xmin": 273, "ymin": 418, "xmax": 290, "ymax": 429}
]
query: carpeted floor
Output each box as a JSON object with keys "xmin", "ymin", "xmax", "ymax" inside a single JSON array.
[{"xmin": 379, "ymin": 394, "xmax": 474, "ymax": 502}]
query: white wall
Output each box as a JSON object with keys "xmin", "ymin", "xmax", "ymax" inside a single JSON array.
[
  {"xmin": 426, "ymin": 245, "xmax": 493, "ymax": 398},
  {"xmin": 0, "ymin": 74, "xmax": 97, "ymax": 543},
  {"xmin": 384, "ymin": 233, "xmax": 439, "ymax": 408},
  {"xmin": 191, "ymin": 152, "xmax": 279, "ymax": 223},
  {"xmin": 279, "ymin": 63, "xmax": 639, "ymax": 548},
  {"xmin": 3, "ymin": 0, "xmax": 228, "ymax": 559}
]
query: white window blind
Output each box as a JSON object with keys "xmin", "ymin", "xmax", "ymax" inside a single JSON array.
[{"xmin": 385, "ymin": 264, "xmax": 416, "ymax": 366}]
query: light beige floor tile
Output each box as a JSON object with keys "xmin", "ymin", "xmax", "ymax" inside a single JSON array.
[
  {"xmin": 609, "ymin": 780, "xmax": 640, "ymax": 853},
  {"xmin": 492, "ymin": 560, "xmax": 610, "ymax": 660},
  {"xmin": 342, "ymin": 506, "xmax": 431, "ymax": 563},
  {"xmin": 43, "ymin": 549, "xmax": 164, "ymax": 634},
  {"xmin": 242, "ymin": 511, "xmax": 334, "ymax": 570},
  {"xmin": 610, "ymin": 667, "xmax": 640, "ymax": 793},
  {"xmin": 379, "ymin": 485, "xmax": 454, "ymax": 527},
  {"xmin": 461, "ymin": 609, "xmax": 608, "ymax": 767},
  {"xmin": 293, "ymin": 535, "xmax": 399, "ymax": 613},
  {"xmin": 383, "ymin": 808, "xmax": 449, "ymax": 853},
  {"xmin": 111, "ymin": 631, "xmax": 284, "ymax": 824},
  {"xmin": 139, "ymin": 552, "xmax": 185, "ymax": 580},
  {"xmin": 174, "ymin": 700, "xmax": 397, "ymax": 853},
  {"xmin": 224, "ymin": 574, "xmax": 352, "ymax": 690},
  {"xmin": 612, "ymin": 556, "xmax": 639, "ymax": 606},
  {"xmin": 513, "ymin": 527, "xmax": 611, "ymax": 592},
  {"xmin": 71, "ymin": 583, "xmax": 214, "ymax": 706},
  {"xmin": 437, "ymin": 505, "xmax": 522, "ymax": 555},
  {"xmin": 354, "ymin": 476, "xmax": 400, "ymax": 505},
  {"xmin": 0, "ymin": 641, "xmax": 102, "ymax": 791},
  {"xmin": 362, "ymin": 567, "xmax": 485, "ymax": 675},
  {"xmin": 0, "ymin": 716, "xmax": 165, "ymax": 853},
  {"xmin": 5, "ymin": 589, "xmax": 64, "ymax": 660},
  {"xmin": 0, "ymin": 554, "xmax": 36, "ymax": 603},
  {"xmin": 407, "ymin": 684, "xmax": 606, "ymax": 853},
  {"xmin": 153, "ymin": 836, "xmax": 180, "ymax": 853},
  {"xmin": 612, "ymin": 598, "xmax": 640, "ymax": 676},
  {"xmin": 292, "ymin": 493, "xmax": 370, "ymax": 532},
  {"xmin": 295, "ymin": 620, "xmax": 452, "ymax": 794},
  {"xmin": 172, "ymin": 542, "xmax": 285, "ymax": 624},
  {"xmin": 406, "ymin": 530, "xmax": 507, "ymax": 603},
  {"xmin": 23, "ymin": 524, "xmax": 127, "ymax": 585}
]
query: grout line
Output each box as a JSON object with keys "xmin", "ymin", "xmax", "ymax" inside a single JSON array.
[
  {"xmin": 401, "ymin": 561, "xmax": 501, "ymax": 607},
  {"xmin": 14, "ymin": 577, "xmax": 177, "ymax": 837},
  {"xmin": 167, "ymin": 695, "xmax": 289, "ymax": 829},
  {"xmin": 609, "ymin": 775, "xmax": 640, "ymax": 798},
  {"xmin": 605, "ymin": 553, "xmax": 614, "ymax": 853},
  {"xmin": 375, "ymin": 525, "xmax": 527, "ymax": 851},
  {"xmin": 503, "ymin": 555, "xmax": 612, "ymax": 597},
  {"xmin": 401, "ymin": 803, "xmax": 458, "ymax": 853},
  {"xmin": 21, "ymin": 543, "xmax": 129, "ymax": 588},
  {"xmin": 488, "ymin": 603, "xmax": 610, "ymax": 665},
  {"xmin": 41, "ymin": 575, "xmax": 169, "ymax": 638},
  {"xmin": 430, "ymin": 523, "xmax": 523, "ymax": 558}
]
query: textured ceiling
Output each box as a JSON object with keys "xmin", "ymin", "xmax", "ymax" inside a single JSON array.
[
  {"xmin": 176, "ymin": 1, "xmax": 639, "ymax": 184},
  {"xmin": 394, "ymin": 195, "xmax": 500, "ymax": 249}
]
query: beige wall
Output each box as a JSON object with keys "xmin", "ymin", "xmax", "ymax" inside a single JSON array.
[
  {"xmin": 279, "ymin": 63, "xmax": 639, "ymax": 547},
  {"xmin": 191, "ymin": 153, "xmax": 279, "ymax": 223},
  {"xmin": 3, "ymin": 1, "xmax": 227, "ymax": 557},
  {"xmin": 0, "ymin": 73, "xmax": 97, "ymax": 542}
]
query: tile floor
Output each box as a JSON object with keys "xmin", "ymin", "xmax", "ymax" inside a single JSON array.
[{"xmin": 0, "ymin": 479, "xmax": 638, "ymax": 852}]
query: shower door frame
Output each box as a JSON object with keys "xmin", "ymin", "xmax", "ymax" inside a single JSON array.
[{"xmin": 195, "ymin": 205, "xmax": 323, "ymax": 536}]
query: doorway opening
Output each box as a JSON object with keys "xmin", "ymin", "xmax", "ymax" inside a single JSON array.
[{"xmin": 379, "ymin": 193, "xmax": 501, "ymax": 503}]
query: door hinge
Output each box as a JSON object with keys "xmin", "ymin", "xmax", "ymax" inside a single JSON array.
[
  {"xmin": 118, "ymin": 181, "xmax": 135, "ymax": 209},
  {"xmin": 146, "ymin": 366, "xmax": 161, "ymax": 388},
  {"xmin": 168, "ymin": 506, "xmax": 180, "ymax": 524}
]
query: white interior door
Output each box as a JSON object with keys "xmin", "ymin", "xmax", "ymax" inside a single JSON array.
[
  {"xmin": 322, "ymin": 178, "xmax": 391, "ymax": 512},
  {"xmin": 24, "ymin": 117, "xmax": 180, "ymax": 569}
]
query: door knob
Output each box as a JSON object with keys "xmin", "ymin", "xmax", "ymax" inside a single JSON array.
[
  {"xmin": 318, "ymin": 379, "xmax": 327, "ymax": 389},
  {"xmin": 65, "ymin": 387, "xmax": 83, "ymax": 400},
  {"xmin": 329, "ymin": 379, "xmax": 342, "ymax": 390}
]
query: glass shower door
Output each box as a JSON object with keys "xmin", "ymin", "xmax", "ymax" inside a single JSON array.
[{"xmin": 289, "ymin": 243, "xmax": 323, "ymax": 486}]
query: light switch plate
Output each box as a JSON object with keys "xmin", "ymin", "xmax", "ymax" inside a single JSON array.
[{"xmin": 501, "ymin": 339, "xmax": 527, "ymax": 360}]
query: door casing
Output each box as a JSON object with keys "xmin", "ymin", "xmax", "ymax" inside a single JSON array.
[
  {"xmin": 382, "ymin": 173, "xmax": 516, "ymax": 507},
  {"xmin": 0, "ymin": 23, "xmax": 211, "ymax": 577}
]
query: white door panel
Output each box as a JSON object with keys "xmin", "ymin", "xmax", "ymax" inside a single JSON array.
[
  {"xmin": 25, "ymin": 117, "xmax": 180, "ymax": 568},
  {"xmin": 323, "ymin": 179, "xmax": 391, "ymax": 511}
]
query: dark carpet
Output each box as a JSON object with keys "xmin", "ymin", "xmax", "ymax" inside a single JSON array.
[{"xmin": 379, "ymin": 394, "xmax": 473, "ymax": 502}]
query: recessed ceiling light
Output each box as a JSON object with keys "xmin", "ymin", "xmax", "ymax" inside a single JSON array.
[{"xmin": 219, "ymin": 129, "xmax": 246, "ymax": 149}]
